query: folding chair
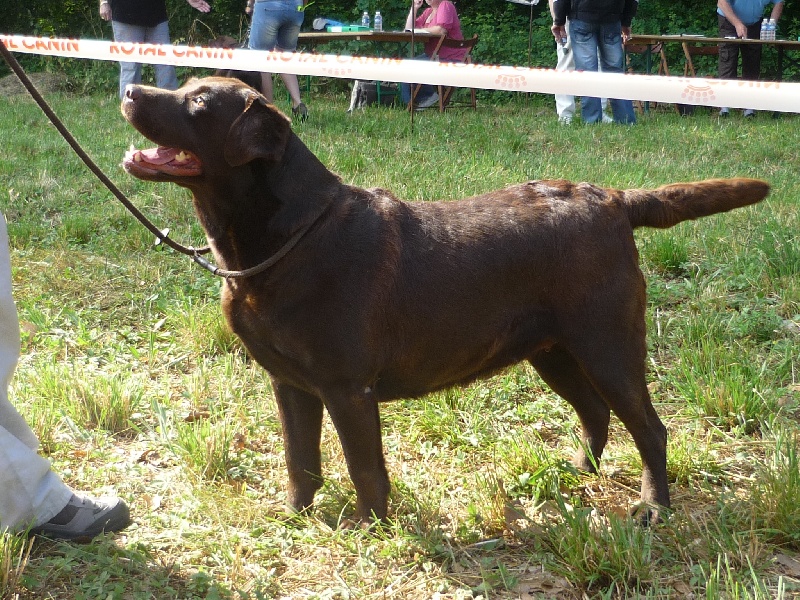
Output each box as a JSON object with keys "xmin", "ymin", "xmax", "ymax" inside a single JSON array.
[
  {"xmin": 624, "ymin": 41, "xmax": 675, "ymax": 114},
  {"xmin": 410, "ymin": 35, "xmax": 479, "ymax": 112},
  {"xmin": 625, "ymin": 41, "xmax": 670, "ymax": 77},
  {"xmin": 681, "ymin": 42, "xmax": 719, "ymax": 77}
]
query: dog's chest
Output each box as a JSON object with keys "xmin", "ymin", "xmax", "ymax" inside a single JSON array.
[{"xmin": 221, "ymin": 289, "xmax": 318, "ymax": 381}]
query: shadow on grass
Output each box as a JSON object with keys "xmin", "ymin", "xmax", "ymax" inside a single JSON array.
[{"xmin": 15, "ymin": 534, "xmax": 272, "ymax": 599}]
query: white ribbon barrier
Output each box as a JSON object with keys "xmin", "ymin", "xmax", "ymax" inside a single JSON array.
[{"xmin": 2, "ymin": 33, "xmax": 798, "ymax": 112}]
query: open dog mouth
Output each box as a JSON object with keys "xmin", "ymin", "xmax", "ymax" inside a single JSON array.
[{"xmin": 123, "ymin": 145, "xmax": 203, "ymax": 177}]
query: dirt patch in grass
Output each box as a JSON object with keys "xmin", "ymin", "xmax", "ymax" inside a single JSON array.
[{"xmin": 0, "ymin": 72, "xmax": 71, "ymax": 96}]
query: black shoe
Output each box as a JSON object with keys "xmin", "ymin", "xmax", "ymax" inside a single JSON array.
[
  {"xmin": 292, "ymin": 102, "xmax": 308, "ymax": 122},
  {"xmin": 30, "ymin": 494, "xmax": 131, "ymax": 542}
]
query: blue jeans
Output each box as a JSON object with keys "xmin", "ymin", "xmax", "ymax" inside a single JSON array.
[
  {"xmin": 569, "ymin": 19, "xmax": 635, "ymax": 124},
  {"xmin": 112, "ymin": 20, "xmax": 177, "ymax": 100},
  {"xmin": 249, "ymin": 0, "xmax": 304, "ymax": 51}
]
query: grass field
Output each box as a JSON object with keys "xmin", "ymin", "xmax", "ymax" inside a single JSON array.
[{"xmin": 0, "ymin": 80, "xmax": 799, "ymax": 599}]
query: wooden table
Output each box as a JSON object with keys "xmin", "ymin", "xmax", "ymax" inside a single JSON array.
[
  {"xmin": 629, "ymin": 34, "xmax": 800, "ymax": 81},
  {"xmin": 297, "ymin": 30, "xmax": 445, "ymax": 104},
  {"xmin": 298, "ymin": 30, "xmax": 444, "ymax": 56}
]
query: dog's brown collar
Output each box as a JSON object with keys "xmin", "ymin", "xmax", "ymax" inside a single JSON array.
[{"xmin": 190, "ymin": 204, "xmax": 328, "ymax": 279}]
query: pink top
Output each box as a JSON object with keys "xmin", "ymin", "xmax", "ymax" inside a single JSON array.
[{"xmin": 415, "ymin": 1, "xmax": 467, "ymax": 62}]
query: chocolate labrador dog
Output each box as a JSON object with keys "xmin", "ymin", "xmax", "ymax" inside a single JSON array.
[{"xmin": 121, "ymin": 77, "xmax": 769, "ymax": 524}]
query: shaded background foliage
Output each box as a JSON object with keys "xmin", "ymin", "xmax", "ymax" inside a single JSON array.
[{"xmin": 2, "ymin": 1, "xmax": 800, "ymax": 91}]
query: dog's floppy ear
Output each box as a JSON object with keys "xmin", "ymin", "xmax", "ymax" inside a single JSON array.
[{"xmin": 224, "ymin": 91, "xmax": 292, "ymax": 166}]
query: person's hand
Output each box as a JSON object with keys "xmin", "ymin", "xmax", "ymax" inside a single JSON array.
[
  {"xmin": 551, "ymin": 24, "xmax": 566, "ymax": 43},
  {"xmin": 245, "ymin": 0, "xmax": 254, "ymax": 15},
  {"xmin": 99, "ymin": 1, "xmax": 112, "ymax": 21},
  {"xmin": 413, "ymin": 0, "xmax": 425, "ymax": 10},
  {"xmin": 186, "ymin": 0, "xmax": 211, "ymax": 13},
  {"xmin": 621, "ymin": 26, "xmax": 632, "ymax": 44},
  {"xmin": 735, "ymin": 21, "xmax": 748, "ymax": 38}
]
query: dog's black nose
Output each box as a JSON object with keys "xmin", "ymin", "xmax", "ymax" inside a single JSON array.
[{"xmin": 124, "ymin": 85, "xmax": 141, "ymax": 101}]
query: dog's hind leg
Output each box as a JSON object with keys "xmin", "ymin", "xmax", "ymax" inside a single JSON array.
[
  {"xmin": 529, "ymin": 346, "xmax": 611, "ymax": 473},
  {"xmin": 322, "ymin": 388, "xmax": 390, "ymax": 523},
  {"xmin": 566, "ymin": 331, "xmax": 669, "ymax": 522},
  {"xmin": 588, "ymin": 365, "xmax": 668, "ymax": 521},
  {"xmin": 272, "ymin": 380, "xmax": 325, "ymax": 513}
]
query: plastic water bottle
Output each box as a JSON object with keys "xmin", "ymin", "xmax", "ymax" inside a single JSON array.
[
  {"xmin": 361, "ymin": 11, "xmax": 370, "ymax": 29},
  {"xmin": 760, "ymin": 18, "xmax": 768, "ymax": 40},
  {"xmin": 768, "ymin": 18, "xmax": 777, "ymax": 40},
  {"xmin": 374, "ymin": 11, "xmax": 382, "ymax": 32}
]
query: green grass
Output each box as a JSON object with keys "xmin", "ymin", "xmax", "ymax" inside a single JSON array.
[{"xmin": 0, "ymin": 75, "xmax": 799, "ymax": 599}]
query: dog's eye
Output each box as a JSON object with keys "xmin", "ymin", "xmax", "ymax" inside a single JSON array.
[{"xmin": 192, "ymin": 96, "xmax": 206, "ymax": 108}]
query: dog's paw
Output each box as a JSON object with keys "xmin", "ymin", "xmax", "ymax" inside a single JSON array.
[
  {"xmin": 338, "ymin": 512, "xmax": 388, "ymax": 532},
  {"xmin": 629, "ymin": 502, "xmax": 670, "ymax": 526}
]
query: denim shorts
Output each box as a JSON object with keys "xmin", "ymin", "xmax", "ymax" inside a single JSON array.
[{"xmin": 248, "ymin": 0, "xmax": 305, "ymax": 51}]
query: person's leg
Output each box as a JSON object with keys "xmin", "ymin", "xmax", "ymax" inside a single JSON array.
[
  {"xmin": 717, "ymin": 16, "xmax": 741, "ymax": 80},
  {"xmin": 146, "ymin": 20, "xmax": 179, "ymax": 91},
  {"xmin": 279, "ymin": 73, "xmax": 303, "ymax": 107},
  {"xmin": 250, "ymin": 0, "xmax": 307, "ymax": 116},
  {"xmin": 598, "ymin": 21, "xmax": 635, "ymax": 124},
  {"xmin": 0, "ymin": 215, "xmax": 72, "ymax": 532},
  {"xmin": 401, "ymin": 55, "xmax": 435, "ymax": 105},
  {"xmin": 0, "ymin": 428, "xmax": 73, "ymax": 532},
  {"xmin": 249, "ymin": 1, "xmax": 284, "ymax": 104},
  {"xmin": 741, "ymin": 21, "xmax": 763, "ymax": 81},
  {"xmin": 597, "ymin": 51, "xmax": 613, "ymax": 122},
  {"xmin": 569, "ymin": 19, "xmax": 602, "ymax": 124},
  {"xmin": 740, "ymin": 21, "xmax": 763, "ymax": 116},
  {"xmin": 259, "ymin": 72, "xmax": 276, "ymax": 103},
  {"xmin": 554, "ymin": 28, "xmax": 576, "ymax": 121},
  {"xmin": 717, "ymin": 16, "xmax": 741, "ymax": 115},
  {"xmin": 0, "ymin": 216, "xmax": 130, "ymax": 538},
  {"xmin": 718, "ymin": 41, "xmax": 741, "ymax": 81},
  {"xmin": 112, "ymin": 21, "xmax": 145, "ymax": 99},
  {"xmin": 275, "ymin": 6, "xmax": 306, "ymax": 110},
  {"xmin": 400, "ymin": 82, "xmax": 412, "ymax": 104}
]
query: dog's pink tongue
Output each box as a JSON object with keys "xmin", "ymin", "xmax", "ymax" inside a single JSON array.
[{"xmin": 139, "ymin": 147, "xmax": 181, "ymax": 165}]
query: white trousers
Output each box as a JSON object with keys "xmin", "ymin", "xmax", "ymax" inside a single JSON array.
[
  {"xmin": 0, "ymin": 215, "xmax": 72, "ymax": 532},
  {"xmin": 555, "ymin": 36, "xmax": 577, "ymax": 119}
]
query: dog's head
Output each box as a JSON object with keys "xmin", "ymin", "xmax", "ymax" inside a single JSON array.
[{"xmin": 121, "ymin": 77, "xmax": 292, "ymax": 185}]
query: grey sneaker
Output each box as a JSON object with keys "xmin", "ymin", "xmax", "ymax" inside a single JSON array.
[
  {"xmin": 291, "ymin": 102, "xmax": 308, "ymax": 122},
  {"xmin": 30, "ymin": 494, "xmax": 131, "ymax": 542},
  {"xmin": 743, "ymin": 109, "xmax": 756, "ymax": 118},
  {"xmin": 414, "ymin": 92, "xmax": 439, "ymax": 110}
]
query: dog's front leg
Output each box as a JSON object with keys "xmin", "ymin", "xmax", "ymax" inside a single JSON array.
[
  {"xmin": 272, "ymin": 379, "xmax": 325, "ymax": 513},
  {"xmin": 323, "ymin": 388, "xmax": 390, "ymax": 524}
]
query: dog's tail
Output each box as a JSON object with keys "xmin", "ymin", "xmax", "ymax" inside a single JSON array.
[{"xmin": 622, "ymin": 178, "xmax": 769, "ymax": 229}]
